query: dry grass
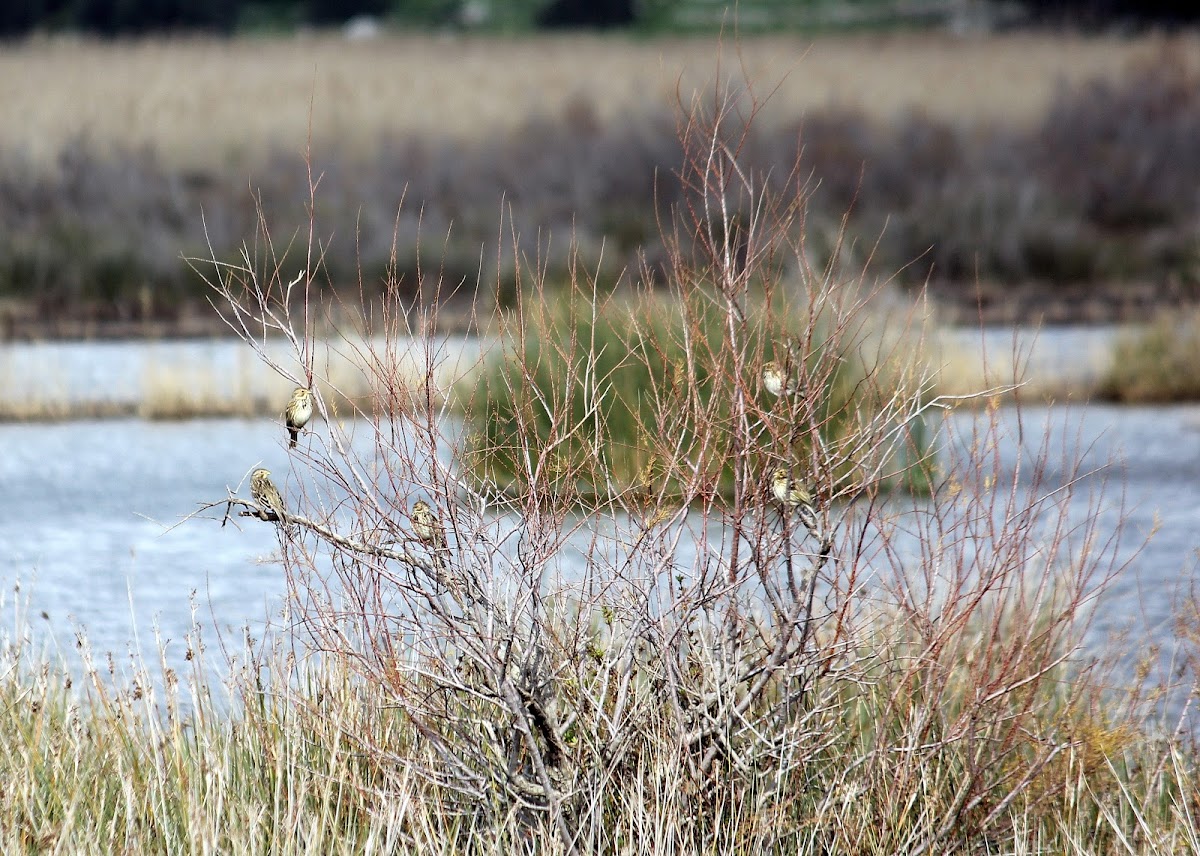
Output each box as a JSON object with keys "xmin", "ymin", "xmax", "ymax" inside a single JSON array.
[
  {"xmin": 1, "ymin": 31, "xmax": 1192, "ymax": 168},
  {"xmin": 2, "ymin": 32, "xmax": 1198, "ymax": 329},
  {"xmin": 1, "ymin": 587, "xmax": 1197, "ymax": 855}
]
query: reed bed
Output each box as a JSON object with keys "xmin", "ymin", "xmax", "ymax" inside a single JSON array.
[
  {"xmin": 1, "ymin": 32, "xmax": 1182, "ymax": 168},
  {"xmin": 4, "ymin": 34, "xmax": 1199, "ymax": 333}
]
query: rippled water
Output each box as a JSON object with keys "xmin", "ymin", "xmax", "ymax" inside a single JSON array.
[
  {"xmin": 1, "ymin": 335, "xmax": 1197, "ymax": 690},
  {"xmin": 948, "ymin": 403, "xmax": 1200, "ymax": 644},
  {"xmin": 0, "ymin": 418, "xmax": 296, "ymax": 666},
  {"xmin": 4, "ymin": 405, "xmax": 1198, "ymax": 658}
]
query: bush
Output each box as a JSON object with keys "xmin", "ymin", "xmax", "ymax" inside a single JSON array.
[
  {"xmin": 170, "ymin": 64, "xmax": 1184, "ymax": 853},
  {"xmin": 463, "ymin": 278, "xmax": 937, "ymax": 502},
  {"xmin": 1098, "ymin": 308, "xmax": 1200, "ymax": 402}
]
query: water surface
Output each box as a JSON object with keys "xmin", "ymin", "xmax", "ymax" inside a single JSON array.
[
  {"xmin": 2, "ymin": 331, "xmax": 1197, "ymax": 696},
  {"xmin": 3, "ymin": 404, "xmax": 1198, "ymax": 663}
]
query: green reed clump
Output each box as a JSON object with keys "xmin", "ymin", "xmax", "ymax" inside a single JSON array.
[
  {"xmin": 462, "ymin": 290, "xmax": 691, "ymax": 498},
  {"xmin": 461, "ymin": 283, "xmax": 930, "ymax": 500},
  {"xmin": 1098, "ymin": 309, "xmax": 1200, "ymax": 402}
]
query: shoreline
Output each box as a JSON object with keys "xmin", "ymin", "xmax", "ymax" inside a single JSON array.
[
  {"xmin": 1, "ymin": 285, "xmax": 1195, "ymax": 344},
  {"xmin": 0, "ymin": 323, "xmax": 1128, "ymax": 423}
]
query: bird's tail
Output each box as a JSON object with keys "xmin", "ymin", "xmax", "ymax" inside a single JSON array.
[
  {"xmin": 289, "ymin": 428, "xmax": 299, "ymax": 449},
  {"xmin": 799, "ymin": 503, "xmax": 817, "ymax": 534}
]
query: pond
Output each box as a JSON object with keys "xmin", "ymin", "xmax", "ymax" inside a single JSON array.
[{"xmin": 0, "ymin": 333, "xmax": 1195, "ymax": 693}]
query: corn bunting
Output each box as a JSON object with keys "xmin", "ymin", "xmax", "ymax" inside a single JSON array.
[
  {"xmin": 285, "ymin": 387, "xmax": 314, "ymax": 449},
  {"xmin": 762, "ymin": 359, "xmax": 799, "ymax": 398},
  {"xmin": 770, "ymin": 467, "xmax": 816, "ymax": 531},
  {"xmin": 412, "ymin": 499, "xmax": 447, "ymax": 550},
  {"xmin": 250, "ymin": 468, "xmax": 286, "ymax": 522}
]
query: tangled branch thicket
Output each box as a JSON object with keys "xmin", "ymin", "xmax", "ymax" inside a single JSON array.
[{"xmin": 195, "ymin": 85, "xmax": 1152, "ymax": 853}]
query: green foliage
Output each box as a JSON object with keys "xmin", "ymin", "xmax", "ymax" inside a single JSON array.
[
  {"xmin": 235, "ymin": 1, "xmax": 308, "ymax": 33},
  {"xmin": 648, "ymin": 0, "xmax": 965, "ymax": 32},
  {"xmin": 1098, "ymin": 310, "xmax": 1200, "ymax": 403},
  {"xmin": 387, "ymin": 0, "xmax": 464, "ymax": 27},
  {"xmin": 464, "ymin": 290, "xmax": 677, "ymax": 498},
  {"xmin": 461, "ymin": 285, "xmax": 900, "ymax": 500}
]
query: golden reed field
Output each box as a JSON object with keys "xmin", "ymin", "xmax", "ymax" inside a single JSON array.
[{"xmin": 1, "ymin": 30, "xmax": 1195, "ymax": 167}]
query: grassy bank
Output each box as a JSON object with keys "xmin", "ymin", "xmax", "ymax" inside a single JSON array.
[
  {"xmin": 2, "ymin": 588, "xmax": 1198, "ymax": 854},
  {"xmin": 2, "ymin": 33, "xmax": 1199, "ymax": 332},
  {"xmin": 0, "ymin": 329, "xmax": 484, "ymax": 421}
]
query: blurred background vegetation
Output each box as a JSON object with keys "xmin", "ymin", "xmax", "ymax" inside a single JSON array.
[
  {"xmin": 4, "ymin": 45, "xmax": 1198, "ymax": 331},
  {"xmin": 1, "ymin": 1, "xmax": 1198, "ymax": 336}
]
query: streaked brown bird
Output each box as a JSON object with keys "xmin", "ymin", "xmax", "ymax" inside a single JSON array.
[
  {"xmin": 770, "ymin": 467, "xmax": 816, "ymax": 531},
  {"xmin": 412, "ymin": 499, "xmax": 447, "ymax": 550},
  {"xmin": 284, "ymin": 387, "xmax": 314, "ymax": 449},
  {"xmin": 762, "ymin": 359, "xmax": 799, "ymax": 398},
  {"xmin": 250, "ymin": 468, "xmax": 286, "ymax": 522},
  {"xmin": 413, "ymin": 499, "xmax": 457, "ymax": 596}
]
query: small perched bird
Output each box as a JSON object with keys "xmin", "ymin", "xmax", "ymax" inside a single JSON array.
[
  {"xmin": 284, "ymin": 387, "xmax": 314, "ymax": 449},
  {"xmin": 250, "ymin": 468, "xmax": 286, "ymax": 522},
  {"xmin": 762, "ymin": 359, "xmax": 799, "ymax": 398},
  {"xmin": 770, "ymin": 467, "xmax": 816, "ymax": 531},
  {"xmin": 412, "ymin": 500, "xmax": 447, "ymax": 550},
  {"xmin": 413, "ymin": 499, "xmax": 455, "ymax": 596}
]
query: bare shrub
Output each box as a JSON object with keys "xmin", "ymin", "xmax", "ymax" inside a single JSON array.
[{"xmin": 193, "ymin": 77, "xmax": 1137, "ymax": 853}]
